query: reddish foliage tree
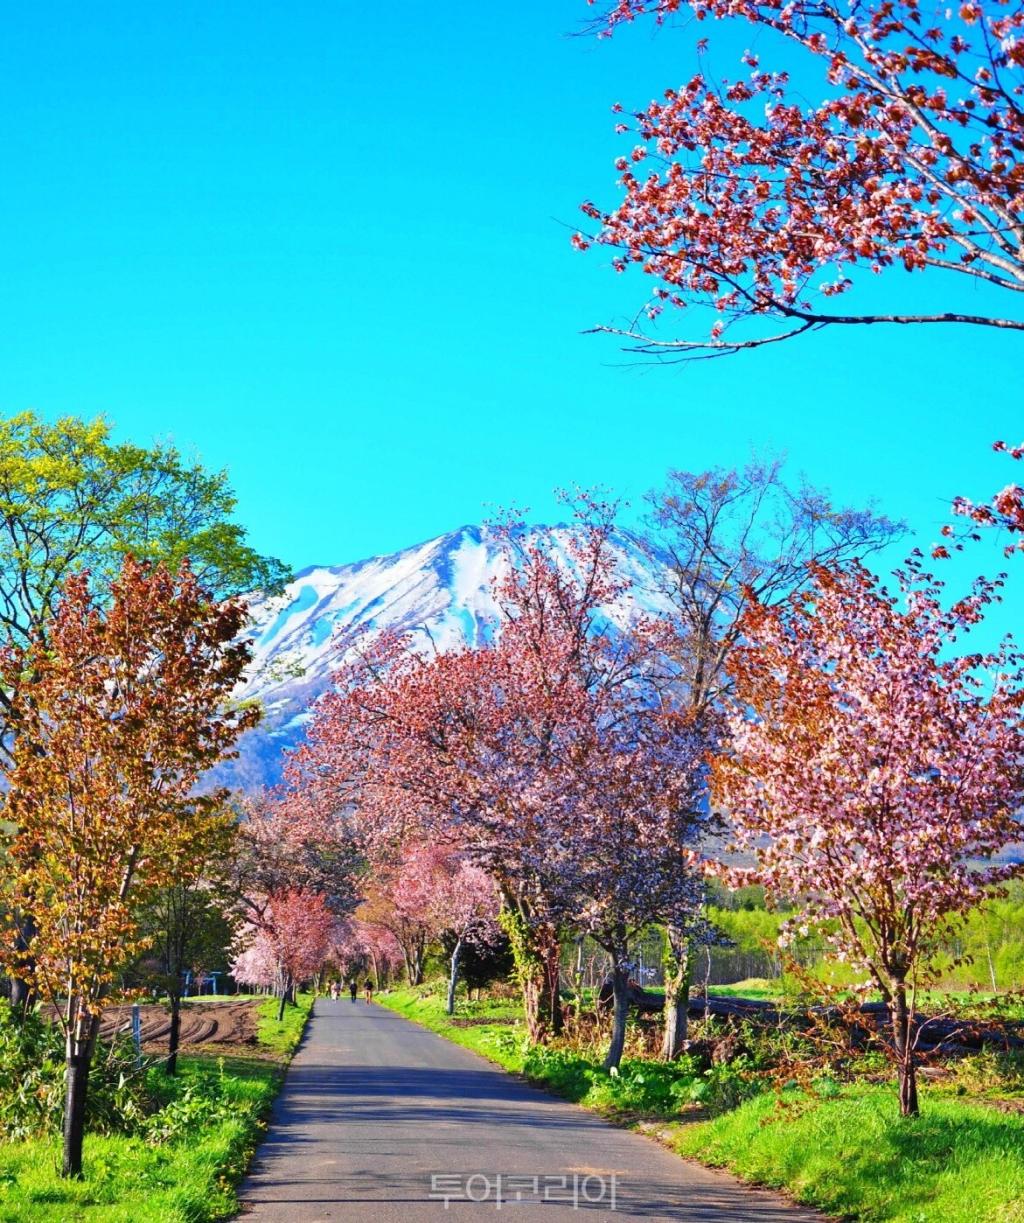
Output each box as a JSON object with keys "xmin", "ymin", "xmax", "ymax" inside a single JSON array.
[
  {"xmin": 713, "ymin": 558, "xmax": 1024, "ymax": 1115},
  {"xmin": 0, "ymin": 558, "xmax": 255, "ymax": 1176},
  {"xmin": 578, "ymin": 0, "xmax": 1024, "ymax": 356}
]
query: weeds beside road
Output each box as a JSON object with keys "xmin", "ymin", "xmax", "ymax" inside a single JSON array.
[{"xmin": 0, "ymin": 993, "xmax": 313, "ymax": 1222}]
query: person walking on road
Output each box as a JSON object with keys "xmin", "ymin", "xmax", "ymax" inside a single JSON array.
[
  {"xmin": 329, "ymin": 981, "xmax": 339, "ymax": 1001},
  {"xmin": 349, "ymin": 978, "xmax": 358, "ymax": 1002},
  {"xmin": 364, "ymin": 978, "xmax": 374, "ymax": 1005}
]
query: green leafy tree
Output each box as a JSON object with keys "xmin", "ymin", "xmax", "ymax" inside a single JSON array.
[
  {"xmin": 137, "ymin": 813, "xmax": 239, "ymax": 1076},
  {"xmin": 0, "ymin": 411, "xmax": 288, "ymax": 654}
]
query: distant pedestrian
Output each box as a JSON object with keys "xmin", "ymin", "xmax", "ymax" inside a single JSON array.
[
  {"xmin": 364, "ymin": 978, "xmax": 374, "ymax": 1005},
  {"xmin": 329, "ymin": 981, "xmax": 339, "ymax": 1001},
  {"xmin": 349, "ymin": 978, "xmax": 358, "ymax": 1002}
]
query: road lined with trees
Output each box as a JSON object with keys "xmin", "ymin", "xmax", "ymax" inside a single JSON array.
[{"xmin": 0, "ymin": 407, "xmax": 1021, "ymax": 1216}]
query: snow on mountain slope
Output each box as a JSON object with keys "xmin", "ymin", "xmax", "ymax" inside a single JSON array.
[{"xmin": 221, "ymin": 523, "xmax": 672, "ymax": 791}]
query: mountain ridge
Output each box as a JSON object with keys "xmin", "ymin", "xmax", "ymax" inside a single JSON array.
[{"xmin": 220, "ymin": 521, "xmax": 671, "ymax": 791}]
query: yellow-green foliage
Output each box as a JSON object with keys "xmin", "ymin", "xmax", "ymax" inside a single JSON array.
[{"xmin": 708, "ymin": 881, "xmax": 1024, "ymax": 994}]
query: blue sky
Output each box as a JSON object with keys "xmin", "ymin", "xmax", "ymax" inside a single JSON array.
[{"xmin": 0, "ymin": 2, "xmax": 1020, "ymax": 632}]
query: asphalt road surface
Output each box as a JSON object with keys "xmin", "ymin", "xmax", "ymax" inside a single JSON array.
[{"xmin": 239, "ymin": 998, "xmax": 823, "ymax": 1221}]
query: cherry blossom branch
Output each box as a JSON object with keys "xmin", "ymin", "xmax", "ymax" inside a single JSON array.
[{"xmin": 587, "ymin": 307, "xmax": 1024, "ymax": 360}]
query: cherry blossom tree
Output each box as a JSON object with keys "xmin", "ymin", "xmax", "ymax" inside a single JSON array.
[
  {"xmin": 577, "ymin": 0, "xmax": 1024, "ymax": 357},
  {"xmin": 565, "ymin": 706, "xmax": 708, "ymax": 1068},
  {"xmin": 228, "ymin": 788, "xmax": 361, "ymax": 1019},
  {"xmin": 639, "ymin": 458, "xmax": 901, "ymax": 1057},
  {"xmin": 231, "ymin": 932, "xmax": 279, "ymax": 991},
  {"xmin": 357, "ymin": 846, "xmax": 448, "ymax": 988},
  {"xmin": 230, "ymin": 788, "xmax": 362, "ymax": 938},
  {"xmin": 0, "ymin": 558, "xmax": 255, "ymax": 1177},
  {"xmin": 357, "ymin": 845, "xmax": 499, "ymax": 1003},
  {"xmin": 434, "ymin": 858, "xmax": 500, "ymax": 1016},
  {"xmin": 297, "ymin": 499, "xmax": 711, "ymax": 1052},
  {"xmin": 940, "ymin": 441, "xmax": 1024, "ymax": 558},
  {"xmin": 296, "ymin": 504, "xmax": 620, "ymax": 1040},
  {"xmin": 233, "ymin": 890, "xmax": 335, "ymax": 1017},
  {"xmin": 349, "ymin": 920, "xmax": 405, "ymax": 989},
  {"xmin": 713, "ymin": 558, "xmax": 1024, "ymax": 1115}
]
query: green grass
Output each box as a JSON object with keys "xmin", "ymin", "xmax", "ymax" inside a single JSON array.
[
  {"xmin": 255, "ymin": 992, "xmax": 314, "ymax": 1057},
  {"xmin": 674, "ymin": 1084, "xmax": 1024, "ymax": 1223},
  {"xmin": 380, "ymin": 984, "xmax": 525, "ymax": 1070},
  {"xmin": 707, "ymin": 978, "xmax": 787, "ymax": 1000},
  {"xmin": 0, "ymin": 993, "xmax": 314, "ymax": 1222}
]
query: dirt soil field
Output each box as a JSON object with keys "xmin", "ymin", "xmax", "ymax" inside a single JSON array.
[{"xmin": 96, "ymin": 998, "xmax": 262, "ymax": 1052}]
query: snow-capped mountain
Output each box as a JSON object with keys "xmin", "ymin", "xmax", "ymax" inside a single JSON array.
[{"xmin": 221, "ymin": 523, "xmax": 671, "ymax": 791}]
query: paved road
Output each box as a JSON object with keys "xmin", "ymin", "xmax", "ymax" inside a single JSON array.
[{"xmin": 239, "ymin": 999, "xmax": 823, "ymax": 1221}]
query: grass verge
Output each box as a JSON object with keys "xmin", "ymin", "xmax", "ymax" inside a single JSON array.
[
  {"xmin": 0, "ymin": 993, "xmax": 314, "ymax": 1222},
  {"xmin": 256, "ymin": 993, "xmax": 313, "ymax": 1057},
  {"xmin": 380, "ymin": 983, "xmax": 524, "ymax": 1070},
  {"xmin": 674, "ymin": 1085, "xmax": 1024, "ymax": 1223}
]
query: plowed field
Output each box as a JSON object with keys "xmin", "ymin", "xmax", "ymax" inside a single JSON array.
[{"xmin": 95, "ymin": 998, "xmax": 261, "ymax": 1052}]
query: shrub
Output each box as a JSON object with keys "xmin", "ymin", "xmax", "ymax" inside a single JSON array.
[
  {"xmin": 143, "ymin": 1062, "xmax": 239, "ymax": 1144},
  {"xmin": 522, "ymin": 1047, "xmax": 593, "ymax": 1101},
  {"xmin": 0, "ymin": 1001, "xmax": 151, "ymax": 1141},
  {"xmin": 687, "ymin": 1059, "xmax": 762, "ymax": 1115},
  {"xmin": 953, "ymin": 1050, "xmax": 1024, "ymax": 1096}
]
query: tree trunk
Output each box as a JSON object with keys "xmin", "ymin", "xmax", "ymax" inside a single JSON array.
[
  {"xmin": 603, "ymin": 961, "xmax": 631, "ymax": 1071},
  {"xmin": 166, "ymin": 992, "xmax": 182, "ymax": 1076},
  {"xmin": 570, "ymin": 935, "xmax": 585, "ymax": 1020},
  {"xmin": 447, "ymin": 936, "xmax": 463, "ymax": 1016},
  {"xmin": 501, "ymin": 903, "xmax": 561, "ymax": 1045},
  {"xmin": 545, "ymin": 944, "xmax": 563, "ymax": 1037},
  {"xmin": 9, "ymin": 975, "xmax": 30, "ymax": 1015},
  {"xmin": 891, "ymin": 982, "xmax": 919, "ymax": 1117},
  {"xmin": 411, "ymin": 941, "xmax": 425, "ymax": 987},
  {"xmin": 661, "ymin": 925, "xmax": 691, "ymax": 1061},
  {"xmin": 521, "ymin": 970, "xmax": 544, "ymax": 1044},
  {"xmin": 985, "ymin": 937, "xmax": 998, "ymax": 993},
  {"xmin": 277, "ymin": 975, "xmax": 291, "ymax": 1023},
  {"xmin": 8, "ymin": 912, "xmax": 37, "ymax": 1016},
  {"xmin": 62, "ymin": 1015, "xmax": 97, "ymax": 1179},
  {"xmin": 519, "ymin": 941, "xmax": 563, "ymax": 1043}
]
